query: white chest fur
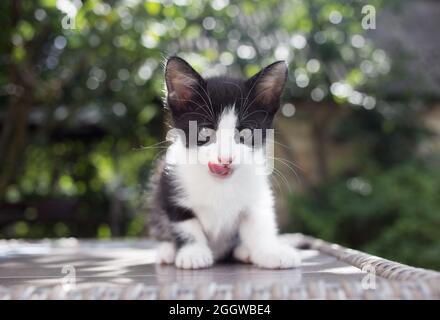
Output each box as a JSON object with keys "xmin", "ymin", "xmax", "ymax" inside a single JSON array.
[
  {"xmin": 173, "ymin": 162, "xmax": 271, "ymax": 258},
  {"xmin": 165, "ymin": 106, "xmax": 274, "ymax": 259}
]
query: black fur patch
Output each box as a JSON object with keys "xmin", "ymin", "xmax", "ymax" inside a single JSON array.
[
  {"xmin": 165, "ymin": 57, "xmax": 287, "ymax": 147},
  {"xmin": 158, "ymin": 166, "xmax": 195, "ymax": 222}
]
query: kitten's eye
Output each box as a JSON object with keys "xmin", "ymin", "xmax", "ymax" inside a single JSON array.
[
  {"xmin": 237, "ymin": 128, "xmax": 253, "ymax": 145},
  {"xmin": 197, "ymin": 127, "xmax": 215, "ymax": 146}
]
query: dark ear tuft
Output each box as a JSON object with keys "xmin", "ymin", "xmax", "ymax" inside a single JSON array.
[
  {"xmin": 246, "ymin": 61, "xmax": 288, "ymax": 112},
  {"xmin": 165, "ymin": 57, "xmax": 205, "ymax": 110}
]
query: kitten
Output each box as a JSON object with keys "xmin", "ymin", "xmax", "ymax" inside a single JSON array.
[{"xmin": 148, "ymin": 56, "xmax": 301, "ymax": 269}]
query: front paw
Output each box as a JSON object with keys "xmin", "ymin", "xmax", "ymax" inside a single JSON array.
[
  {"xmin": 233, "ymin": 244, "xmax": 251, "ymax": 263},
  {"xmin": 175, "ymin": 244, "xmax": 214, "ymax": 269},
  {"xmin": 156, "ymin": 242, "xmax": 176, "ymax": 264},
  {"xmin": 250, "ymin": 244, "xmax": 301, "ymax": 269}
]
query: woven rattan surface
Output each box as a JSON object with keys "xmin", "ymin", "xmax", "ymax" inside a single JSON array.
[{"xmin": 0, "ymin": 234, "xmax": 438, "ymax": 299}]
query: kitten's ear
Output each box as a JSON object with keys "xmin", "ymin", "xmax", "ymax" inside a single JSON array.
[
  {"xmin": 246, "ymin": 61, "xmax": 288, "ymax": 113},
  {"xmin": 165, "ymin": 56, "xmax": 205, "ymax": 111}
]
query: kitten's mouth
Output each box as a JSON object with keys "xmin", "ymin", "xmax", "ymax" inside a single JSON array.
[{"xmin": 208, "ymin": 162, "xmax": 233, "ymax": 178}]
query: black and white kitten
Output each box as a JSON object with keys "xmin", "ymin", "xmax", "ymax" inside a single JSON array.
[{"xmin": 148, "ymin": 57, "xmax": 301, "ymax": 269}]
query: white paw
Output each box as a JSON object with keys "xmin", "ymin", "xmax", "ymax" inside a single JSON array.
[
  {"xmin": 156, "ymin": 242, "xmax": 176, "ymax": 264},
  {"xmin": 250, "ymin": 244, "xmax": 301, "ymax": 269},
  {"xmin": 175, "ymin": 244, "xmax": 214, "ymax": 269},
  {"xmin": 233, "ymin": 244, "xmax": 251, "ymax": 263}
]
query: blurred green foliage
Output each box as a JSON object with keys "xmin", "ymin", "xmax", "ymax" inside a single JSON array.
[{"xmin": 289, "ymin": 161, "xmax": 440, "ymax": 269}]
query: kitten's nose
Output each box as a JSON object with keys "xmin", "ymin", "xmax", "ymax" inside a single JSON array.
[{"xmin": 218, "ymin": 156, "xmax": 233, "ymax": 165}]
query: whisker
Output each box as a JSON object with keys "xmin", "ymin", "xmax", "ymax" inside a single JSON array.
[
  {"xmin": 151, "ymin": 149, "xmax": 168, "ymax": 164},
  {"xmin": 271, "ymin": 156, "xmax": 304, "ymax": 172},
  {"xmin": 241, "ymin": 89, "xmax": 271, "ymax": 121},
  {"xmin": 194, "ymin": 82, "xmax": 215, "ymax": 121},
  {"xmin": 241, "ymin": 109, "xmax": 269, "ymax": 123},
  {"xmin": 133, "ymin": 140, "xmax": 171, "ymax": 151},
  {"xmin": 171, "ymin": 95, "xmax": 214, "ymax": 122},
  {"xmin": 222, "ymin": 80, "xmax": 245, "ymax": 101},
  {"xmin": 178, "ymin": 111, "xmax": 212, "ymax": 122},
  {"xmin": 269, "ymin": 174, "xmax": 282, "ymax": 194},
  {"xmin": 241, "ymin": 71, "xmax": 264, "ymax": 120},
  {"xmin": 269, "ymin": 157, "xmax": 303, "ymax": 185},
  {"xmin": 273, "ymin": 140, "xmax": 294, "ymax": 150},
  {"xmin": 271, "ymin": 167, "xmax": 292, "ymax": 193}
]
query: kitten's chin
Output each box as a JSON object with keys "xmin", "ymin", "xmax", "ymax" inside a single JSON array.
[{"xmin": 208, "ymin": 162, "xmax": 234, "ymax": 179}]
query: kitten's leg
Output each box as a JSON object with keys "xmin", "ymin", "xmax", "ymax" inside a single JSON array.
[
  {"xmin": 238, "ymin": 203, "xmax": 301, "ymax": 269},
  {"xmin": 173, "ymin": 219, "xmax": 214, "ymax": 269},
  {"xmin": 156, "ymin": 241, "xmax": 176, "ymax": 264},
  {"xmin": 232, "ymin": 244, "xmax": 251, "ymax": 263}
]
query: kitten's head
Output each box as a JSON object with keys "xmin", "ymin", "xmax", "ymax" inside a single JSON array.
[{"xmin": 164, "ymin": 56, "xmax": 287, "ymax": 178}]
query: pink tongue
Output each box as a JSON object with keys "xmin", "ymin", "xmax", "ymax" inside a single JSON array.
[{"xmin": 208, "ymin": 162, "xmax": 231, "ymax": 176}]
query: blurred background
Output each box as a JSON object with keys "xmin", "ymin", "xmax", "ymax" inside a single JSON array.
[{"xmin": 0, "ymin": 0, "xmax": 439, "ymax": 269}]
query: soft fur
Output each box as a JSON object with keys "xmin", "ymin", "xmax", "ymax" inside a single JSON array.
[{"xmin": 147, "ymin": 57, "xmax": 301, "ymax": 269}]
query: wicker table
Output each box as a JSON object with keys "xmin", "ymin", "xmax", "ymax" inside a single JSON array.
[{"xmin": 0, "ymin": 234, "xmax": 438, "ymax": 299}]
